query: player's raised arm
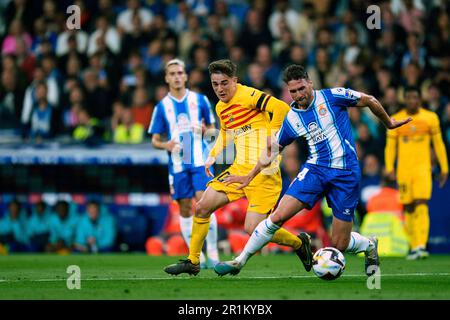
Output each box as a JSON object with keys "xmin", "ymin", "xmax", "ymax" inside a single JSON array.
[{"xmin": 356, "ymin": 93, "xmax": 412, "ymax": 129}]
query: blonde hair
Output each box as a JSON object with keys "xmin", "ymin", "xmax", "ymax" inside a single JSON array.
[{"xmin": 165, "ymin": 58, "xmax": 186, "ymax": 73}]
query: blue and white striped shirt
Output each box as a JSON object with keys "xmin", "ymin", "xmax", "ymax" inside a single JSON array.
[
  {"xmin": 148, "ymin": 90, "xmax": 215, "ymax": 174},
  {"xmin": 276, "ymin": 88, "xmax": 360, "ymax": 170}
]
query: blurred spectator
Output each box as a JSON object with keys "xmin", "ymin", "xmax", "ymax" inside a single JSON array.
[
  {"xmin": 254, "ymin": 44, "xmax": 282, "ymax": 92},
  {"xmin": 381, "ymin": 86, "xmax": 401, "ymax": 116},
  {"xmin": 166, "ymin": 0, "xmax": 190, "ymax": 34},
  {"xmin": 374, "ymin": 67, "xmax": 396, "ymax": 99},
  {"xmin": 97, "ymin": 0, "xmax": 117, "ymax": 25},
  {"xmin": 108, "ymin": 100, "xmax": 126, "ymax": 133},
  {"xmin": 357, "ymin": 122, "xmax": 382, "ymax": 161},
  {"xmin": 376, "ymin": 29, "xmax": 404, "ymax": 76},
  {"xmin": 178, "ymin": 14, "xmax": 204, "ymax": 61},
  {"xmin": 0, "ymin": 200, "xmax": 28, "ymax": 253},
  {"xmin": 268, "ymin": 0, "xmax": 299, "ymax": 40},
  {"xmin": 117, "ymin": 0, "xmax": 154, "ymax": 35},
  {"xmin": 425, "ymin": 83, "xmax": 447, "ymax": 118},
  {"xmin": 47, "ymin": 200, "xmax": 78, "ymax": 253},
  {"xmin": 142, "ymin": 39, "xmax": 163, "ymax": 78},
  {"xmin": 21, "ymin": 66, "xmax": 59, "ymax": 130},
  {"xmin": 392, "ymin": 0, "xmax": 425, "ymax": 34},
  {"xmin": 28, "ymin": 81, "xmax": 57, "ymax": 141},
  {"xmin": 82, "ymin": 68, "xmax": 111, "ymax": 120},
  {"xmin": 31, "ymin": 17, "xmax": 58, "ymax": 56},
  {"xmin": 2, "ymin": 19, "xmax": 32, "ymax": 55},
  {"xmin": 238, "ymin": 9, "xmax": 273, "ymax": 59},
  {"xmin": 0, "ymin": 64, "xmax": 25, "ymax": 129},
  {"xmin": 26, "ymin": 201, "xmax": 51, "ymax": 252},
  {"xmin": 41, "ymin": 0, "xmax": 63, "ymax": 33},
  {"xmin": 307, "ymin": 47, "xmax": 342, "ymax": 89},
  {"xmin": 215, "ymin": 0, "xmax": 242, "ymax": 33},
  {"xmin": 41, "ymin": 54, "xmax": 63, "ymax": 100},
  {"xmin": 130, "ymin": 86, "xmax": 153, "ymax": 128},
  {"xmin": 74, "ymin": 200, "xmax": 116, "ymax": 253},
  {"xmin": 272, "ymin": 25, "xmax": 295, "ymax": 66},
  {"xmin": 58, "ymin": 34, "xmax": 88, "ymax": 76},
  {"xmin": 3, "ymin": 0, "xmax": 35, "ymax": 33},
  {"xmin": 308, "ymin": 27, "xmax": 340, "ymax": 66},
  {"xmin": 335, "ymin": 9, "xmax": 368, "ymax": 48},
  {"xmin": 244, "ymin": 63, "xmax": 270, "ymax": 90},
  {"xmin": 72, "ymin": 108, "xmax": 104, "ymax": 145},
  {"xmin": 401, "ymin": 32, "xmax": 427, "ymax": 69},
  {"xmin": 88, "ymin": 15, "xmax": 121, "ymax": 56},
  {"xmin": 56, "ymin": 27, "xmax": 88, "ymax": 57},
  {"xmin": 15, "ymin": 37, "xmax": 36, "ymax": 82},
  {"xmin": 113, "ymin": 107, "xmax": 144, "ymax": 144},
  {"xmin": 360, "ymin": 154, "xmax": 382, "ymax": 214}
]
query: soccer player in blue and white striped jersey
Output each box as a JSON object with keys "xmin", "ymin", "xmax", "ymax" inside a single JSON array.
[
  {"xmin": 215, "ymin": 64, "xmax": 412, "ymax": 277},
  {"xmin": 148, "ymin": 59, "xmax": 219, "ymax": 268}
]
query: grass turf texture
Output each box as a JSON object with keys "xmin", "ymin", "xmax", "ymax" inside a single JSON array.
[{"xmin": 1, "ymin": 254, "xmax": 449, "ymax": 300}]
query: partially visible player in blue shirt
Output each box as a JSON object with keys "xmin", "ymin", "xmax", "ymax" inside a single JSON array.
[
  {"xmin": 216, "ymin": 64, "xmax": 412, "ymax": 276},
  {"xmin": 27, "ymin": 201, "xmax": 52, "ymax": 252},
  {"xmin": 74, "ymin": 200, "xmax": 116, "ymax": 253},
  {"xmin": 148, "ymin": 59, "xmax": 219, "ymax": 268}
]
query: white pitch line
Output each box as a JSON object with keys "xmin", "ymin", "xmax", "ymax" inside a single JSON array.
[{"xmin": 0, "ymin": 273, "xmax": 449, "ymax": 283}]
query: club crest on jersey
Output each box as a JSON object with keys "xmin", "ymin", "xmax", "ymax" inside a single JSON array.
[
  {"xmin": 318, "ymin": 105, "xmax": 328, "ymax": 116},
  {"xmin": 308, "ymin": 122, "xmax": 327, "ymax": 143},
  {"xmin": 227, "ymin": 113, "xmax": 234, "ymax": 122},
  {"xmin": 177, "ymin": 113, "xmax": 191, "ymax": 133}
]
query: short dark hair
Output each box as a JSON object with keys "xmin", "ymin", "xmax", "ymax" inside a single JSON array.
[
  {"xmin": 404, "ymin": 85, "xmax": 421, "ymax": 97},
  {"xmin": 208, "ymin": 59, "xmax": 237, "ymax": 78},
  {"xmin": 282, "ymin": 64, "xmax": 309, "ymax": 83}
]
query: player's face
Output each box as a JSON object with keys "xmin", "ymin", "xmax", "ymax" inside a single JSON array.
[
  {"xmin": 287, "ymin": 79, "xmax": 314, "ymax": 109},
  {"xmin": 165, "ymin": 64, "xmax": 187, "ymax": 90},
  {"xmin": 405, "ymin": 91, "xmax": 420, "ymax": 113},
  {"xmin": 210, "ymin": 73, "xmax": 238, "ymax": 103}
]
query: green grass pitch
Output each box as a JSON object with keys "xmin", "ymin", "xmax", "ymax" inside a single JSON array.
[{"xmin": 1, "ymin": 254, "xmax": 449, "ymax": 300}]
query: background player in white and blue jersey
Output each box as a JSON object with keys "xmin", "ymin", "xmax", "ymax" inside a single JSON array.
[
  {"xmin": 148, "ymin": 59, "xmax": 219, "ymax": 268},
  {"xmin": 215, "ymin": 64, "xmax": 412, "ymax": 276}
]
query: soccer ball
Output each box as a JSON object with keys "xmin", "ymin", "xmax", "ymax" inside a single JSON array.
[{"xmin": 312, "ymin": 247, "xmax": 346, "ymax": 280}]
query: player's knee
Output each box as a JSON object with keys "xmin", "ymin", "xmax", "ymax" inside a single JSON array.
[
  {"xmin": 195, "ymin": 201, "xmax": 212, "ymax": 218},
  {"xmin": 331, "ymin": 235, "xmax": 350, "ymax": 252},
  {"xmin": 179, "ymin": 206, "xmax": 191, "ymax": 218},
  {"xmin": 244, "ymin": 224, "xmax": 256, "ymax": 235},
  {"xmin": 269, "ymin": 212, "xmax": 284, "ymax": 226}
]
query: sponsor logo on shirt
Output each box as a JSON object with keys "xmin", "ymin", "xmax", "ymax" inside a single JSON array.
[
  {"xmin": 234, "ymin": 124, "xmax": 252, "ymax": 136},
  {"xmin": 308, "ymin": 122, "xmax": 327, "ymax": 143}
]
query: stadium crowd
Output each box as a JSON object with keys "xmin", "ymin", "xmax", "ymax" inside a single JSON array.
[{"xmin": 0, "ymin": 0, "xmax": 449, "ymax": 253}]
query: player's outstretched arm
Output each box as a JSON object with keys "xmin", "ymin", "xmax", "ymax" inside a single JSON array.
[
  {"xmin": 224, "ymin": 136, "xmax": 283, "ymax": 190},
  {"xmin": 356, "ymin": 93, "xmax": 412, "ymax": 129}
]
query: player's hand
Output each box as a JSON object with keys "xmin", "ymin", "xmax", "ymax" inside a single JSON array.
[
  {"xmin": 438, "ymin": 172, "xmax": 448, "ymax": 188},
  {"xmin": 223, "ymin": 174, "xmax": 250, "ymax": 190},
  {"xmin": 387, "ymin": 117, "xmax": 412, "ymax": 129},
  {"xmin": 385, "ymin": 171, "xmax": 396, "ymax": 181},
  {"xmin": 205, "ymin": 156, "xmax": 216, "ymax": 178},
  {"xmin": 165, "ymin": 140, "xmax": 181, "ymax": 153}
]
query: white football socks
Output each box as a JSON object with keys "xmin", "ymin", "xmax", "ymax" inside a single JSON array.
[
  {"xmin": 206, "ymin": 212, "xmax": 219, "ymax": 262},
  {"xmin": 235, "ymin": 217, "xmax": 280, "ymax": 266},
  {"xmin": 345, "ymin": 232, "xmax": 373, "ymax": 254},
  {"xmin": 179, "ymin": 215, "xmax": 205, "ymax": 263}
]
